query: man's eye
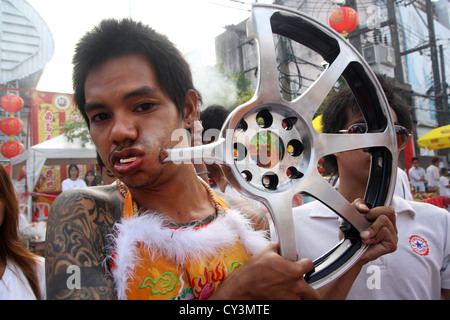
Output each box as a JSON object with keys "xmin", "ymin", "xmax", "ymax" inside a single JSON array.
[
  {"xmin": 91, "ymin": 113, "xmax": 110, "ymax": 122},
  {"xmin": 135, "ymin": 103, "xmax": 154, "ymax": 112}
]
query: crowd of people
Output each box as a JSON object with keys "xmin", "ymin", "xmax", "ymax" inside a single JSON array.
[
  {"xmin": 408, "ymin": 156, "xmax": 449, "ymax": 197},
  {"xmin": 61, "ymin": 156, "xmax": 116, "ymax": 192},
  {"xmin": 0, "ymin": 17, "xmax": 448, "ymax": 301}
]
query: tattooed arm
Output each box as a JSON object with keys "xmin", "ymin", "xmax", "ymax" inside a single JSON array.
[{"xmin": 45, "ymin": 185, "xmax": 123, "ymax": 299}]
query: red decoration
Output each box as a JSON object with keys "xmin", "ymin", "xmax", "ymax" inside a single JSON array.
[
  {"xmin": 1, "ymin": 94, "xmax": 24, "ymax": 112},
  {"xmin": 1, "ymin": 140, "xmax": 25, "ymax": 158},
  {"xmin": 328, "ymin": 7, "xmax": 358, "ymax": 37},
  {"xmin": 0, "ymin": 117, "xmax": 24, "ymax": 135}
]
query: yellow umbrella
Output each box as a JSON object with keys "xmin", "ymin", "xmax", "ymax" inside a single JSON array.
[
  {"xmin": 312, "ymin": 115, "xmax": 323, "ymax": 132},
  {"xmin": 417, "ymin": 124, "xmax": 450, "ymax": 150}
]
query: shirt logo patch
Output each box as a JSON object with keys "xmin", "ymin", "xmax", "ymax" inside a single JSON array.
[{"xmin": 409, "ymin": 235, "xmax": 429, "ymax": 256}]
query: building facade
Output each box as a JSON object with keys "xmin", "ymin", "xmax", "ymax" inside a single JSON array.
[
  {"xmin": 0, "ymin": 0, "xmax": 54, "ymax": 162},
  {"xmin": 215, "ymin": 0, "xmax": 450, "ymax": 167}
]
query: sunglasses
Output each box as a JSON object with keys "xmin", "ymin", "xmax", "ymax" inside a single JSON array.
[{"xmin": 339, "ymin": 122, "xmax": 410, "ymax": 150}]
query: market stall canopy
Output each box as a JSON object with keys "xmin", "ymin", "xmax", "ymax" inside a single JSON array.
[
  {"xmin": 10, "ymin": 134, "xmax": 97, "ymax": 190},
  {"xmin": 417, "ymin": 124, "xmax": 450, "ymax": 150}
]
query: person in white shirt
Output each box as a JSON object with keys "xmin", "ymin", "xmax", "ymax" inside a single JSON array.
[
  {"xmin": 408, "ymin": 157, "xmax": 427, "ymax": 193},
  {"xmin": 0, "ymin": 164, "xmax": 46, "ymax": 300},
  {"xmin": 440, "ymin": 167, "xmax": 450, "ymax": 197},
  {"xmin": 61, "ymin": 164, "xmax": 87, "ymax": 191},
  {"xmin": 426, "ymin": 156, "xmax": 441, "ymax": 194},
  {"xmin": 292, "ymin": 196, "xmax": 450, "ymax": 300},
  {"xmin": 395, "ymin": 167, "xmax": 413, "ymax": 200},
  {"xmin": 291, "ymin": 76, "xmax": 450, "ymax": 300}
]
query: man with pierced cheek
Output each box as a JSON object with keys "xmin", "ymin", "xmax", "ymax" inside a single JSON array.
[{"xmin": 45, "ymin": 19, "xmax": 398, "ymax": 300}]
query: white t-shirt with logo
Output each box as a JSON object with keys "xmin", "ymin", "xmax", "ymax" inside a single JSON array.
[{"xmin": 277, "ymin": 196, "xmax": 450, "ymax": 300}]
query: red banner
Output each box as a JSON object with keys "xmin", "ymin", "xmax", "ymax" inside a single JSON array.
[{"xmin": 28, "ymin": 91, "xmax": 90, "ymax": 220}]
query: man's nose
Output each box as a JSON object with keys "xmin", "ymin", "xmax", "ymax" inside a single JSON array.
[{"xmin": 110, "ymin": 117, "xmax": 138, "ymax": 144}]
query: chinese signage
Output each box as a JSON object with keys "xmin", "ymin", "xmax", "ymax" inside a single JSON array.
[
  {"xmin": 30, "ymin": 91, "xmax": 79, "ymax": 144},
  {"xmin": 29, "ymin": 91, "xmax": 85, "ymax": 196}
]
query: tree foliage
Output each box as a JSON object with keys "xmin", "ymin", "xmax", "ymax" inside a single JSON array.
[
  {"xmin": 231, "ymin": 70, "xmax": 255, "ymax": 109},
  {"xmin": 58, "ymin": 111, "xmax": 91, "ymax": 147}
]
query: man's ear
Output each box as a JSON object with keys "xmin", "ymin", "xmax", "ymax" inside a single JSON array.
[{"xmin": 183, "ymin": 89, "xmax": 199, "ymax": 130}]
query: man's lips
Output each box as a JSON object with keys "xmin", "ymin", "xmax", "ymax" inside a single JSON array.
[
  {"xmin": 111, "ymin": 148, "xmax": 144, "ymax": 163},
  {"xmin": 111, "ymin": 149, "xmax": 146, "ymax": 174}
]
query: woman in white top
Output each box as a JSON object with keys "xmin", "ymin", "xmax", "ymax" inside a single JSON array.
[
  {"xmin": 61, "ymin": 164, "xmax": 87, "ymax": 192},
  {"xmin": 0, "ymin": 164, "xmax": 45, "ymax": 300}
]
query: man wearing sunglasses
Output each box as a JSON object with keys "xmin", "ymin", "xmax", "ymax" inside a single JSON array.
[{"xmin": 291, "ymin": 76, "xmax": 450, "ymax": 300}]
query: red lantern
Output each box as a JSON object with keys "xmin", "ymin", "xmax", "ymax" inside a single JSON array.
[
  {"xmin": 328, "ymin": 7, "xmax": 358, "ymax": 38},
  {"xmin": 1, "ymin": 140, "xmax": 25, "ymax": 159},
  {"xmin": 0, "ymin": 117, "xmax": 24, "ymax": 135},
  {"xmin": 1, "ymin": 94, "xmax": 24, "ymax": 112}
]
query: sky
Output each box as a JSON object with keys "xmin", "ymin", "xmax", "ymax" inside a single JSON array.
[{"xmin": 26, "ymin": 0, "xmax": 272, "ymax": 98}]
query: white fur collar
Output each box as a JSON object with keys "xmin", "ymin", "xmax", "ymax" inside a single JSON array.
[{"xmin": 110, "ymin": 209, "xmax": 269, "ymax": 300}]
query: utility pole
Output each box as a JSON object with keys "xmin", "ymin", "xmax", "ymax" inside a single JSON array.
[
  {"xmin": 439, "ymin": 44, "xmax": 449, "ymax": 124},
  {"xmin": 426, "ymin": 0, "xmax": 445, "ymax": 127},
  {"xmin": 386, "ymin": 0, "xmax": 404, "ymax": 84},
  {"xmin": 274, "ymin": 0, "xmax": 292, "ymax": 101},
  {"xmin": 345, "ymin": 0, "xmax": 362, "ymax": 53},
  {"xmin": 425, "ymin": 0, "xmax": 449, "ymax": 160}
]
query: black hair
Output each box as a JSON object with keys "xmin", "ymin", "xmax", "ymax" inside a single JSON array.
[
  {"xmin": 321, "ymin": 74, "xmax": 414, "ymax": 178},
  {"xmin": 84, "ymin": 170, "xmax": 98, "ymax": 186},
  {"xmin": 96, "ymin": 151, "xmax": 105, "ymax": 168},
  {"xmin": 200, "ymin": 104, "xmax": 230, "ymax": 142},
  {"xmin": 73, "ymin": 18, "xmax": 197, "ymax": 126},
  {"xmin": 322, "ymin": 74, "xmax": 413, "ymax": 134},
  {"xmin": 431, "ymin": 156, "xmax": 440, "ymax": 165},
  {"xmin": 67, "ymin": 164, "xmax": 80, "ymax": 178}
]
